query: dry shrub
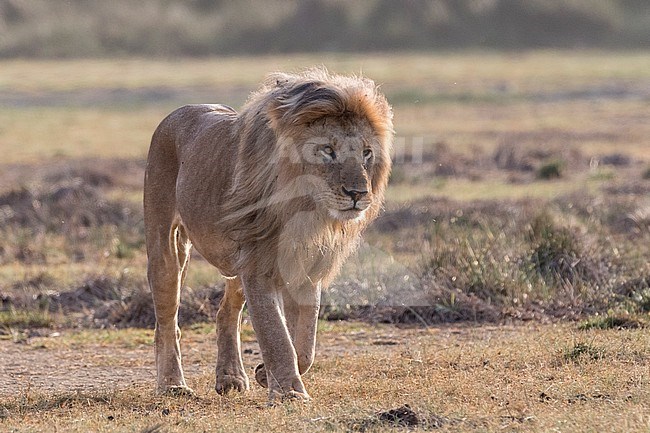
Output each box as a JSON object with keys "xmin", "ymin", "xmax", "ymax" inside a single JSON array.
[
  {"xmin": 321, "ymin": 287, "xmax": 501, "ymax": 325},
  {"xmin": 389, "ymin": 141, "xmax": 485, "ymax": 185},
  {"xmin": 599, "ymin": 153, "xmax": 632, "ymax": 167},
  {"xmin": 372, "ymin": 197, "xmax": 444, "ymax": 233},
  {"xmin": 616, "ymin": 276, "xmax": 650, "ymax": 297},
  {"xmin": 0, "ymin": 167, "xmax": 142, "ymax": 264},
  {"xmin": 4, "ymin": 179, "xmax": 648, "ymax": 328},
  {"xmin": 43, "ymin": 166, "xmax": 114, "ymax": 188},
  {"xmin": 0, "ymin": 273, "xmax": 56, "ymax": 311},
  {"xmin": 363, "ymin": 195, "xmax": 646, "ymax": 324},
  {"xmin": 12, "ymin": 275, "xmax": 225, "ymax": 329},
  {"xmin": 603, "ymin": 181, "xmax": 650, "ymax": 197},
  {"xmin": 0, "ymin": 159, "xmax": 144, "ymax": 245},
  {"xmin": 432, "ymin": 142, "xmax": 483, "ymax": 178},
  {"xmin": 555, "ymin": 191, "xmax": 650, "ymax": 236},
  {"xmin": 47, "ymin": 276, "xmax": 125, "ymax": 312},
  {"xmin": 493, "ymin": 134, "xmax": 587, "ymax": 175},
  {"xmin": 108, "ymin": 284, "xmax": 224, "ymax": 329},
  {"xmin": 373, "ymin": 197, "xmax": 531, "ymax": 235},
  {"xmin": 493, "ymin": 142, "xmax": 536, "ymax": 172},
  {"xmin": 40, "ymin": 158, "xmax": 145, "ymax": 189},
  {"xmin": 526, "ymin": 212, "xmax": 594, "ymax": 286},
  {"xmin": 579, "ymin": 315, "xmax": 647, "ymax": 330},
  {"xmin": 0, "ymin": 181, "xmax": 135, "ymax": 234}
]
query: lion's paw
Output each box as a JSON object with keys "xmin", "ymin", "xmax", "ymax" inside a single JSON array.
[
  {"xmin": 215, "ymin": 373, "xmax": 250, "ymax": 395},
  {"xmin": 158, "ymin": 385, "xmax": 195, "ymax": 397},
  {"xmin": 268, "ymin": 389, "xmax": 311, "ymax": 405},
  {"xmin": 282, "ymin": 390, "xmax": 311, "ymax": 402},
  {"xmin": 254, "ymin": 363, "xmax": 268, "ymax": 388}
]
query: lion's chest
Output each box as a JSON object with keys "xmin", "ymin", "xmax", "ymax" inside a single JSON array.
[{"xmin": 274, "ymin": 221, "xmax": 344, "ymax": 286}]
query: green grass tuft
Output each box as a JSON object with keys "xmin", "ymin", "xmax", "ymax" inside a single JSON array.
[
  {"xmin": 579, "ymin": 315, "xmax": 647, "ymax": 330},
  {"xmin": 563, "ymin": 342, "xmax": 605, "ymax": 363},
  {"xmin": 537, "ymin": 160, "xmax": 565, "ymax": 180},
  {"xmin": 642, "ymin": 166, "xmax": 650, "ymax": 180},
  {"xmin": 0, "ymin": 310, "xmax": 53, "ymax": 330},
  {"xmin": 526, "ymin": 212, "xmax": 584, "ymax": 285}
]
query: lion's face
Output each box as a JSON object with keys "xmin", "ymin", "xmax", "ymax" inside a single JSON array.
[{"xmin": 298, "ymin": 117, "xmax": 378, "ymax": 221}]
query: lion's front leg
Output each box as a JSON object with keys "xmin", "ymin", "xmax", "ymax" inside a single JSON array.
[
  {"xmin": 254, "ymin": 281, "xmax": 321, "ymax": 389},
  {"xmin": 241, "ymin": 274, "xmax": 309, "ymax": 402},
  {"xmin": 284, "ymin": 281, "xmax": 321, "ymax": 375}
]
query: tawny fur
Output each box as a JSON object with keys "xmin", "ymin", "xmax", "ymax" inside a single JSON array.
[{"xmin": 144, "ymin": 68, "xmax": 392, "ymax": 401}]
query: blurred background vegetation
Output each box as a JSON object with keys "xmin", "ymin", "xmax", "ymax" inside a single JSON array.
[{"xmin": 1, "ymin": 0, "xmax": 649, "ymax": 58}]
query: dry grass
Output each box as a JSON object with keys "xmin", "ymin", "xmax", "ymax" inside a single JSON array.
[
  {"xmin": 0, "ymin": 108, "xmax": 166, "ymax": 164},
  {"xmin": 2, "ymin": 52, "xmax": 650, "ymax": 93},
  {"xmin": 1, "ymin": 322, "xmax": 649, "ymax": 432}
]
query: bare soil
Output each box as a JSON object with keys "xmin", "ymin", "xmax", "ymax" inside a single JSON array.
[
  {"xmin": 0, "ymin": 322, "xmax": 415, "ymax": 397},
  {"xmin": 1, "ymin": 338, "xmax": 154, "ymax": 395}
]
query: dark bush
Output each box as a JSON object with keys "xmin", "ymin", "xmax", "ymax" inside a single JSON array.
[
  {"xmin": 537, "ymin": 160, "xmax": 564, "ymax": 180},
  {"xmin": 527, "ymin": 213, "xmax": 581, "ymax": 283},
  {"xmin": 643, "ymin": 166, "xmax": 650, "ymax": 180}
]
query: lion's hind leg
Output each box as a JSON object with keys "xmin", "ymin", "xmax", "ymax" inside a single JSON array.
[
  {"xmin": 215, "ymin": 277, "xmax": 250, "ymax": 394},
  {"xmin": 146, "ymin": 221, "xmax": 194, "ymax": 396},
  {"xmin": 144, "ymin": 121, "xmax": 196, "ymax": 396}
]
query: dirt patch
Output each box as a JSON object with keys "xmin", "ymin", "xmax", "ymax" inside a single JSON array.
[
  {"xmin": 0, "ymin": 340, "xmax": 155, "ymax": 395},
  {"xmin": 0, "ymin": 322, "xmax": 428, "ymax": 397}
]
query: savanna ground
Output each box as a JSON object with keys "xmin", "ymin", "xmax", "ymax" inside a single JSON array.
[{"xmin": 0, "ymin": 51, "xmax": 649, "ymax": 432}]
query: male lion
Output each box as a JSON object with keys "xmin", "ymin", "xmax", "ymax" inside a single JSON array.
[{"xmin": 144, "ymin": 68, "xmax": 392, "ymax": 401}]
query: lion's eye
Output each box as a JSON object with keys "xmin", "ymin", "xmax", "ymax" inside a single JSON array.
[
  {"xmin": 321, "ymin": 146, "xmax": 336, "ymax": 160},
  {"xmin": 363, "ymin": 148, "xmax": 373, "ymax": 161}
]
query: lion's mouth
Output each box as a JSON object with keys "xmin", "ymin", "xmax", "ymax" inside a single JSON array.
[{"xmin": 329, "ymin": 204, "xmax": 368, "ymax": 221}]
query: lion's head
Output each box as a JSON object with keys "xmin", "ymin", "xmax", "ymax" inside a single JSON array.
[
  {"xmin": 265, "ymin": 70, "xmax": 392, "ymax": 224},
  {"xmin": 222, "ymin": 68, "xmax": 393, "ymax": 283}
]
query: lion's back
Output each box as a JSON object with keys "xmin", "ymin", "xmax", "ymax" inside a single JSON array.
[
  {"xmin": 170, "ymin": 103, "xmax": 240, "ymax": 209},
  {"xmin": 160, "ymin": 103, "xmax": 237, "ymax": 150}
]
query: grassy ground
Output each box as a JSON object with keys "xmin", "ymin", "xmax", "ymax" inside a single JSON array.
[
  {"xmin": 2, "ymin": 322, "xmax": 649, "ymax": 432},
  {"xmin": 0, "ymin": 51, "xmax": 649, "ymax": 431}
]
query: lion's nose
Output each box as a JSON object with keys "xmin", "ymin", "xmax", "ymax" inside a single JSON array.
[{"xmin": 341, "ymin": 186, "xmax": 368, "ymax": 202}]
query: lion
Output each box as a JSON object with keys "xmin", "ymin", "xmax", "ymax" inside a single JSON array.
[{"xmin": 144, "ymin": 68, "xmax": 393, "ymax": 402}]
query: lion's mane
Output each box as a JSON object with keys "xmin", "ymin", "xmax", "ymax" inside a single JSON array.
[{"xmin": 220, "ymin": 68, "xmax": 393, "ymax": 286}]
